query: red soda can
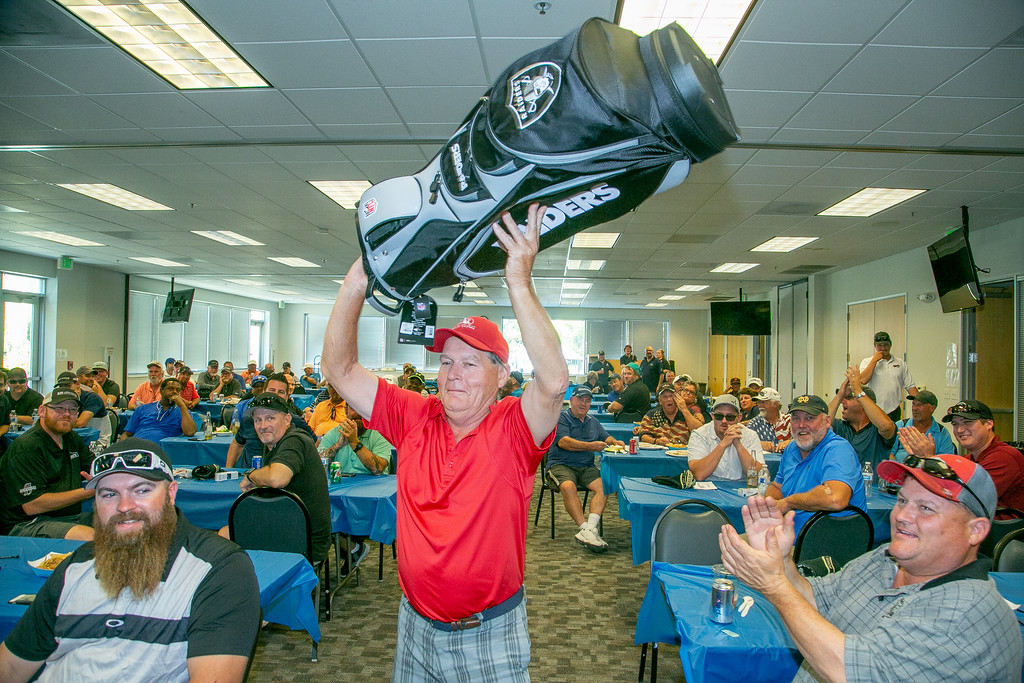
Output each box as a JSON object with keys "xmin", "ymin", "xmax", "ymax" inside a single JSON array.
[{"xmin": 629, "ymin": 437, "xmax": 638, "ymax": 454}]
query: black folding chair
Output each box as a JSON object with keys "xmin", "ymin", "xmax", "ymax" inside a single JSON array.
[
  {"xmin": 221, "ymin": 404, "xmax": 236, "ymax": 427},
  {"xmin": 639, "ymin": 499, "xmax": 729, "ymax": 682},
  {"xmin": 980, "ymin": 508, "xmax": 1024, "ymax": 559},
  {"xmin": 993, "ymin": 528, "xmax": 1024, "ymax": 572},
  {"xmin": 228, "ymin": 488, "xmax": 330, "ymax": 661},
  {"xmin": 793, "ymin": 505, "xmax": 874, "ymax": 571},
  {"xmin": 533, "ymin": 455, "xmax": 599, "ymax": 539}
]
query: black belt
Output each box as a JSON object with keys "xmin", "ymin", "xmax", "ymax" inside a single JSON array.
[{"xmin": 420, "ymin": 586, "xmax": 525, "ymax": 632}]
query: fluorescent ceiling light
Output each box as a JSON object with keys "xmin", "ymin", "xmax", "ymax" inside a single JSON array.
[
  {"xmin": 676, "ymin": 284, "xmax": 708, "ymax": 292},
  {"xmin": 562, "ymin": 281, "xmax": 592, "ymax": 290},
  {"xmin": 0, "ymin": 204, "xmax": 26, "ymax": 213},
  {"xmin": 618, "ymin": 0, "xmax": 755, "ymax": 63},
  {"xmin": 192, "ymin": 230, "xmax": 264, "ymax": 246},
  {"xmin": 333, "ymin": 279, "xmax": 346, "ymax": 285},
  {"xmin": 57, "ymin": 183, "xmax": 172, "ymax": 210},
  {"xmin": 54, "ymin": 0, "xmax": 267, "ymax": 89},
  {"xmin": 751, "ymin": 236, "xmax": 819, "ymax": 253},
  {"xmin": 305, "ymin": 298, "xmax": 331, "ymax": 303},
  {"xmin": 268, "ymin": 257, "xmax": 320, "ymax": 268},
  {"xmin": 131, "ymin": 257, "xmax": 188, "ymax": 267},
  {"xmin": 16, "ymin": 231, "xmax": 104, "ymax": 247},
  {"xmin": 308, "ymin": 181, "xmax": 373, "ymax": 210},
  {"xmin": 224, "ymin": 278, "xmax": 263, "ymax": 287},
  {"xmin": 477, "ymin": 299, "xmax": 495, "ymax": 304},
  {"xmin": 645, "ymin": 302, "xmax": 668, "ymax": 308},
  {"xmin": 566, "ymin": 259, "xmax": 606, "ymax": 271},
  {"xmin": 560, "ymin": 292, "xmax": 587, "ymax": 299},
  {"xmin": 710, "ymin": 262, "xmax": 758, "ymax": 273},
  {"xmin": 571, "ymin": 232, "xmax": 619, "ymax": 248},
  {"xmin": 463, "ymin": 291, "xmax": 487, "ymax": 298},
  {"xmin": 818, "ymin": 188, "xmax": 927, "ymax": 217},
  {"xmin": 659, "ymin": 294, "xmax": 684, "ymax": 301},
  {"xmin": 271, "ymin": 289, "xmax": 299, "ymax": 295}
]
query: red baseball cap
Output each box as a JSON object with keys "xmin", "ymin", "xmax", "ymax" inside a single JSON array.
[
  {"xmin": 877, "ymin": 453, "xmax": 996, "ymax": 521},
  {"xmin": 427, "ymin": 317, "xmax": 509, "ymax": 363}
]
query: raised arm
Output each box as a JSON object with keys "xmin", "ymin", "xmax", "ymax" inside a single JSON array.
[
  {"xmin": 846, "ymin": 367, "xmax": 895, "ymax": 439},
  {"xmin": 828, "ymin": 375, "xmax": 849, "ymax": 419},
  {"xmin": 493, "ymin": 204, "xmax": 569, "ymax": 446},
  {"xmin": 321, "ymin": 260, "xmax": 380, "ymax": 419}
]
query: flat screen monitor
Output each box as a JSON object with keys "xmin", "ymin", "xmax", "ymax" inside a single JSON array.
[
  {"xmin": 927, "ymin": 228, "xmax": 983, "ymax": 313},
  {"xmin": 710, "ymin": 301, "xmax": 771, "ymax": 336},
  {"xmin": 162, "ymin": 288, "xmax": 195, "ymax": 323}
]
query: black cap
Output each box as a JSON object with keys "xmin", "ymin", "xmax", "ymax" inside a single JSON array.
[
  {"xmin": 250, "ymin": 392, "xmax": 289, "ymax": 414},
  {"xmin": 55, "ymin": 371, "xmax": 77, "ymax": 385},
  {"xmin": 942, "ymin": 399, "xmax": 994, "ymax": 423},
  {"xmin": 789, "ymin": 394, "xmax": 829, "ymax": 416},
  {"xmin": 874, "ymin": 331, "xmax": 891, "ymax": 343},
  {"xmin": 571, "ymin": 386, "xmax": 593, "ymax": 399},
  {"xmin": 85, "ymin": 438, "xmax": 173, "ymax": 490},
  {"xmin": 912, "ymin": 390, "xmax": 938, "ymax": 406},
  {"xmin": 46, "ymin": 387, "xmax": 81, "ymax": 407},
  {"xmin": 510, "ymin": 371, "xmax": 524, "ymax": 384}
]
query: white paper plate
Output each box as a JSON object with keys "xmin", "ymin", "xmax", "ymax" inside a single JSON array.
[
  {"xmin": 665, "ymin": 450, "xmax": 688, "ymax": 457},
  {"xmin": 638, "ymin": 442, "xmax": 666, "ymax": 450}
]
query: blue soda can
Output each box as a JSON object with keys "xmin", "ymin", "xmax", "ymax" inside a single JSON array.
[
  {"xmin": 251, "ymin": 455, "xmax": 263, "ymax": 470},
  {"xmin": 710, "ymin": 578, "xmax": 736, "ymax": 624}
]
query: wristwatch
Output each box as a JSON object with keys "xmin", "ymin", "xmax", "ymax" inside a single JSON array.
[
  {"xmin": 854, "ymin": 391, "xmax": 867, "ymax": 399},
  {"xmin": 352, "ymin": 441, "xmax": 364, "ymax": 452}
]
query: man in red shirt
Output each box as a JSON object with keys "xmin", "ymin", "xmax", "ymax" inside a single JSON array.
[
  {"xmin": 323, "ymin": 204, "xmax": 567, "ymax": 682},
  {"xmin": 942, "ymin": 399, "xmax": 1024, "ymax": 516}
]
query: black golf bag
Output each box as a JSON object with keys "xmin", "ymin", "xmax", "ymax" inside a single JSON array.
[{"xmin": 356, "ymin": 17, "xmax": 739, "ymax": 314}]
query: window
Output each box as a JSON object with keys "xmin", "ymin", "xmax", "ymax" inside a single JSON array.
[
  {"xmin": 502, "ymin": 317, "xmax": 667, "ymax": 375},
  {"xmin": 1, "ymin": 273, "xmax": 46, "ymax": 383}
]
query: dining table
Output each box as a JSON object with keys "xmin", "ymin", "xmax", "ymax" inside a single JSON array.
[
  {"xmin": 600, "ymin": 449, "xmax": 781, "ymax": 495},
  {"xmin": 2, "ymin": 426, "xmax": 100, "ymax": 449},
  {"xmin": 635, "ymin": 562, "xmax": 1024, "ymax": 683},
  {"xmin": 0, "ymin": 535, "xmax": 321, "ymax": 644},
  {"xmin": 160, "ymin": 432, "xmax": 235, "ymax": 467},
  {"xmin": 617, "ymin": 477, "xmax": 897, "ymax": 564}
]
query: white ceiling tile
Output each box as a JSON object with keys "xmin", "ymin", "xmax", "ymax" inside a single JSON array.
[
  {"xmin": 188, "ymin": 0, "xmax": 345, "ymax": 42},
  {"xmin": 881, "ymin": 96, "xmax": 1019, "ymax": 133},
  {"xmin": 185, "ymin": 90, "xmax": 309, "ymax": 127},
  {"xmin": 719, "ymin": 42, "xmax": 861, "ymax": 91},
  {"xmin": 724, "ymin": 90, "xmax": 813, "ymax": 128},
  {"xmin": 0, "ymin": 95, "xmax": 132, "ymax": 130},
  {"xmin": 856, "ymin": 130, "xmax": 960, "ymax": 147},
  {"xmin": 229, "ymin": 125, "xmax": 326, "ymax": 140},
  {"xmin": 5, "ymin": 46, "xmax": 169, "ymax": 95},
  {"xmin": 737, "ymin": 0, "xmax": 905, "ymax": 44},
  {"xmin": 770, "ymin": 128, "xmax": 870, "ymax": 144},
  {"xmin": 800, "ymin": 167, "xmax": 891, "ymax": 188},
  {"xmin": 480, "ymin": 38, "xmax": 561, "ymax": 81},
  {"xmin": 971, "ymin": 104, "xmax": 1024, "ymax": 136},
  {"xmin": 334, "ymin": 0, "xmax": 476, "ymax": 39},
  {"xmin": 948, "ymin": 133, "xmax": 1024, "ymax": 150},
  {"xmin": 933, "ymin": 48, "xmax": 1024, "ymax": 98},
  {"xmin": 90, "ymin": 93, "xmax": 221, "ymax": 128},
  {"xmin": 824, "ymin": 45, "xmax": 985, "ymax": 95},
  {"xmin": 873, "ymin": 0, "xmax": 1024, "ymax": 48},
  {"xmin": 473, "ymin": 0, "xmax": 616, "ymax": 38},
  {"xmin": 147, "ymin": 127, "xmax": 242, "ymax": 142},
  {"xmin": 937, "ymin": 170, "xmax": 1024, "ymax": 193},
  {"xmin": 356, "ymin": 38, "xmax": 487, "ymax": 87},
  {"xmin": 387, "ymin": 86, "xmax": 487, "ymax": 124},
  {"xmin": 240, "ymin": 41, "xmax": 376, "ymax": 89},
  {"xmin": 282, "ymin": 88, "xmax": 400, "ymax": 125},
  {"xmin": 315, "ymin": 123, "xmax": 411, "ymax": 139},
  {"xmin": 788, "ymin": 93, "xmax": 919, "ymax": 130},
  {"xmin": 0, "ymin": 53, "xmax": 75, "ymax": 97}
]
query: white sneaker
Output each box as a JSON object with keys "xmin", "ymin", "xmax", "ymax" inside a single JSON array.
[{"xmin": 575, "ymin": 525, "xmax": 609, "ymax": 552}]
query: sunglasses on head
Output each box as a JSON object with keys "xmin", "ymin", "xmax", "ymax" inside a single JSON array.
[
  {"xmin": 713, "ymin": 412, "xmax": 739, "ymax": 422},
  {"xmin": 946, "ymin": 402, "xmax": 976, "ymax": 416},
  {"xmin": 901, "ymin": 454, "xmax": 990, "ymax": 519},
  {"xmin": 91, "ymin": 449, "xmax": 173, "ymax": 480}
]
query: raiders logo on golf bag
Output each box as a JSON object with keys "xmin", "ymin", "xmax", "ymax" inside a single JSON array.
[{"xmin": 355, "ymin": 17, "xmax": 739, "ymax": 315}]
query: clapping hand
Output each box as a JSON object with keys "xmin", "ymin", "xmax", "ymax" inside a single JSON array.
[{"xmin": 898, "ymin": 427, "xmax": 936, "ymax": 457}]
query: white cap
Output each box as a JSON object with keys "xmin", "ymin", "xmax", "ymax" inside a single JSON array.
[
  {"xmin": 756, "ymin": 387, "xmax": 782, "ymax": 403},
  {"xmin": 746, "ymin": 376, "xmax": 762, "ymax": 387}
]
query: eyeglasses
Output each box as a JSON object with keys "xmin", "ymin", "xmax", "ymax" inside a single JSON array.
[
  {"xmin": 901, "ymin": 455, "xmax": 990, "ymax": 519},
  {"xmin": 8, "ymin": 379, "xmax": 27, "ymax": 385},
  {"xmin": 712, "ymin": 412, "xmax": 740, "ymax": 422},
  {"xmin": 46, "ymin": 405, "xmax": 79, "ymax": 416},
  {"xmin": 91, "ymin": 449, "xmax": 173, "ymax": 480}
]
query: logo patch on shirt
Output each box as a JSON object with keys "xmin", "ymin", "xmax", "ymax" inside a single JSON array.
[{"xmin": 19, "ymin": 482, "xmax": 37, "ymax": 497}]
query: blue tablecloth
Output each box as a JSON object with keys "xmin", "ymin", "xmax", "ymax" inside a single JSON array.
[
  {"xmin": 637, "ymin": 564, "xmax": 1024, "ymax": 683},
  {"xmin": 160, "ymin": 434, "xmax": 234, "ymax": 466},
  {"xmin": 117, "ymin": 410, "xmax": 205, "ymax": 433},
  {"xmin": 197, "ymin": 401, "xmax": 236, "ymax": 424},
  {"xmin": 600, "ymin": 451, "xmax": 781, "ymax": 495},
  {"xmin": 292, "ymin": 394, "xmax": 316, "ymax": 411},
  {"xmin": 0, "ymin": 536, "xmax": 320, "ymax": 644},
  {"xmin": 2, "ymin": 426, "xmax": 99, "ymax": 448},
  {"xmin": 617, "ymin": 477, "xmax": 896, "ymax": 565},
  {"xmin": 174, "ymin": 472, "xmax": 397, "ymax": 542},
  {"xmin": 604, "ymin": 424, "xmax": 638, "ymax": 444}
]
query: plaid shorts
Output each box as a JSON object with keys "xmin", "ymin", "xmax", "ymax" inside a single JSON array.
[{"xmin": 391, "ymin": 593, "xmax": 531, "ymax": 682}]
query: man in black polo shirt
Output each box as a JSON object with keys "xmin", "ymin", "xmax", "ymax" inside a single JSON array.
[
  {"xmin": 0, "ymin": 387, "xmax": 94, "ymax": 539},
  {"xmin": 6, "ymin": 368, "xmax": 43, "ymax": 428},
  {"xmin": 220, "ymin": 392, "xmax": 331, "ymax": 563},
  {"xmin": 608, "ymin": 363, "xmax": 651, "ymax": 424}
]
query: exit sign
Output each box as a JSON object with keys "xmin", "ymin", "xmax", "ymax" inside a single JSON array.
[{"xmin": 58, "ymin": 256, "xmax": 73, "ymax": 270}]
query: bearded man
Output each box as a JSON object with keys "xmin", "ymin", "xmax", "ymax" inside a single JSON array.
[{"xmin": 0, "ymin": 438, "xmax": 260, "ymax": 682}]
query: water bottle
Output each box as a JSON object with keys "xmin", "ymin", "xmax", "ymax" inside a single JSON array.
[
  {"xmin": 321, "ymin": 453, "xmax": 330, "ymax": 475},
  {"xmin": 203, "ymin": 413, "xmax": 213, "ymax": 440},
  {"xmin": 9, "ymin": 410, "xmax": 18, "ymax": 433},
  {"xmin": 757, "ymin": 466, "xmax": 770, "ymax": 496},
  {"xmin": 862, "ymin": 461, "xmax": 873, "ymax": 498},
  {"xmin": 31, "ymin": 408, "xmax": 39, "ymax": 426}
]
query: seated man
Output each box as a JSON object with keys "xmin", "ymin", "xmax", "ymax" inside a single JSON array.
[
  {"xmin": 307, "ymin": 382, "xmax": 346, "ymax": 437},
  {"xmin": 211, "ymin": 368, "xmax": 243, "ymax": 398},
  {"xmin": 638, "ymin": 384, "xmax": 698, "ymax": 446},
  {"xmin": 121, "ymin": 378, "xmax": 197, "ymax": 442},
  {"xmin": 194, "ymin": 360, "xmax": 220, "ymax": 400},
  {"xmin": 605, "ymin": 372, "xmax": 622, "ymax": 403},
  {"xmin": 164, "ymin": 357, "xmax": 177, "ymax": 377},
  {"xmin": 226, "ymin": 374, "xmax": 313, "ymax": 469},
  {"xmin": 241, "ymin": 360, "xmax": 260, "ymax": 388},
  {"xmin": 0, "ymin": 387, "xmax": 94, "ymax": 539},
  {"xmin": 318, "ymin": 403, "xmax": 393, "ymax": 475},
  {"xmin": 828, "ymin": 366, "xmax": 896, "ymax": 470},
  {"xmin": 299, "ymin": 363, "xmax": 322, "ymax": 392},
  {"xmin": 92, "ymin": 361, "xmax": 121, "ymax": 404},
  {"xmin": 128, "ymin": 360, "xmax": 164, "ymax": 409},
  {"xmin": 0, "ymin": 438, "xmax": 261, "ymax": 682},
  {"xmin": 719, "ymin": 453, "xmax": 1020, "ymax": 682},
  {"xmin": 7, "ymin": 368, "xmax": 44, "ymax": 428},
  {"xmin": 607, "ymin": 363, "xmax": 650, "ymax": 423},
  {"xmin": 224, "ymin": 361, "xmax": 246, "ymax": 389},
  {"xmin": 738, "ymin": 388, "xmax": 760, "ymax": 421},
  {"xmin": 746, "ymin": 387, "xmax": 792, "ymax": 454},
  {"xmin": 545, "ymin": 386, "xmax": 623, "ymax": 552},
  {"xmin": 686, "ymin": 394, "xmax": 764, "ymax": 481},
  {"xmin": 890, "ymin": 390, "xmax": 954, "ymax": 462},
  {"xmin": 222, "ymin": 393, "xmax": 331, "ymax": 564},
  {"xmin": 766, "ymin": 394, "xmax": 866, "ymax": 534},
  {"xmin": 66, "ymin": 368, "xmax": 111, "ymax": 447},
  {"xmin": 942, "ymin": 399, "xmax": 1024, "ymax": 516},
  {"xmin": 177, "ymin": 366, "xmax": 201, "ymax": 409}
]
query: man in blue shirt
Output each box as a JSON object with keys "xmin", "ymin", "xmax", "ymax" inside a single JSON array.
[
  {"xmin": 299, "ymin": 363, "xmax": 322, "ymax": 392},
  {"xmin": 121, "ymin": 378, "xmax": 197, "ymax": 443},
  {"xmin": 546, "ymin": 386, "xmax": 624, "ymax": 552},
  {"xmin": 890, "ymin": 390, "xmax": 955, "ymax": 461},
  {"xmin": 766, "ymin": 394, "xmax": 866, "ymax": 534}
]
